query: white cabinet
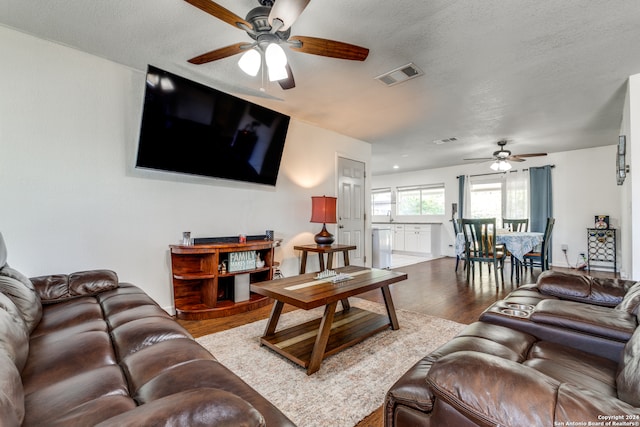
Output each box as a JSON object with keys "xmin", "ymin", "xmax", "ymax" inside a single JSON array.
[
  {"xmin": 404, "ymin": 225, "xmax": 432, "ymax": 254},
  {"xmin": 393, "ymin": 224, "xmax": 405, "ymax": 251},
  {"xmin": 385, "ymin": 223, "xmax": 441, "ymax": 256}
]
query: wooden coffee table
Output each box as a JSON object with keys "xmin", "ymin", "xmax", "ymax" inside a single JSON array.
[{"xmin": 250, "ymin": 265, "xmax": 408, "ymax": 374}]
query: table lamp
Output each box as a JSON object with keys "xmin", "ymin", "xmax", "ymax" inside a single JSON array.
[{"xmin": 310, "ymin": 196, "xmax": 337, "ymax": 245}]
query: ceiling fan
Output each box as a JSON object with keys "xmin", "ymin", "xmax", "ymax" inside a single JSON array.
[
  {"xmin": 464, "ymin": 140, "xmax": 547, "ymax": 171},
  {"xmin": 184, "ymin": 0, "xmax": 370, "ymax": 90}
]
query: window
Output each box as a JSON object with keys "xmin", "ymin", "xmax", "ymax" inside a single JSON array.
[
  {"xmin": 467, "ymin": 172, "xmax": 529, "ymax": 221},
  {"xmin": 469, "ymin": 179, "xmax": 503, "ymax": 219},
  {"xmin": 397, "ymin": 184, "xmax": 445, "ymax": 216},
  {"xmin": 371, "ymin": 188, "xmax": 392, "ymax": 216}
]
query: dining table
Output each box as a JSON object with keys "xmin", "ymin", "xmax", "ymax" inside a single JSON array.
[{"xmin": 455, "ymin": 230, "xmax": 544, "ymax": 263}]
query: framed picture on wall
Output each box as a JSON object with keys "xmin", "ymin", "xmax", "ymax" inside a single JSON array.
[{"xmin": 595, "ymin": 215, "xmax": 609, "ymax": 229}]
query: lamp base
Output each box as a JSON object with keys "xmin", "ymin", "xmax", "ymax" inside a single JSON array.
[{"xmin": 314, "ymin": 224, "xmax": 335, "ymax": 246}]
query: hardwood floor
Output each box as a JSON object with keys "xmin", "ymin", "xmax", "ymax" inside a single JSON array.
[{"xmin": 177, "ymin": 256, "xmax": 616, "ymax": 427}]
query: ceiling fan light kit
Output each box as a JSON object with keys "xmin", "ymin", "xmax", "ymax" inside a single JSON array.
[
  {"xmin": 185, "ymin": 0, "xmax": 369, "ymax": 90},
  {"xmin": 464, "ymin": 139, "xmax": 547, "ymax": 171},
  {"xmin": 490, "ymin": 159, "xmax": 512, "ymax": 172}
]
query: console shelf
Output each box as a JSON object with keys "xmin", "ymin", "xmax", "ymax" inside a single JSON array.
[
  {"xmin": 170, "ymin": 240, "xmax": 278, "ymax": 320},
  {"xmin": 586, "ymin": 228, "xmax": 617, "ymax": 274}
]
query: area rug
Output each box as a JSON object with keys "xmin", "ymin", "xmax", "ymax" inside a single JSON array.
[{"xmin": 196, "ymin": 298, "xmax": 466, "ymax": 427}]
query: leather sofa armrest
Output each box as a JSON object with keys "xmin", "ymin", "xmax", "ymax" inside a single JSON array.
[
  {"xmin": 426, "ymin": 351, "xmax": 640, "ymax": 425},
  {"xmin": 385, "ymin": 356, "xmax": 437, "ymax": 418},
  {"xmin": 530, "ymin": 299, "xmax": 637, "ymax": 342},
  {"xmin": 537, "ymin": 271, "xmax": 632, "ymax": 307},
  {"xmin": 94, "ymin": 389, "xmax": 266, "ymax": 427},
  {"xmin": 426, "ymin": 351, "xmax": 558, "ymax": 426}
]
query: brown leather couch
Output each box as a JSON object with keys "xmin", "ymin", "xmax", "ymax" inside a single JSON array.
[
  {"xmin": 479, "ymin": 271, "xmax": 639, "ymax": 361},
  {"xmin": 385, "ymin": 271, "xmax": 640, "ymax": 426},
  {"xmin": 0, "ymin": 234, "xmax": 295, "ymax": 426}
]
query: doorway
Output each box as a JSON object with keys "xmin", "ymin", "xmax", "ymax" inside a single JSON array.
[{"xmin": 337, "ymin": 157, "xmax": 366, "ymax": 266}]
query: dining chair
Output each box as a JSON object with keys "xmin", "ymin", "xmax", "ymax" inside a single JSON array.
[
  {"xmin": 502, "ymin": 218, "xmax": 528, "ymax": 232},
  {"xmin": 461, "ymin": 218, "xmax": 505, "ymax": 286},
  {"xmin": 523, "ymin": 217, "xmax": 556, "ymax": 272},
  {"xmin": 502, "ymin": 218, "xmax": 529, "ymax": 281},
  {"xmin": 452, "ymin": 218, "xmax": 466, "ymax": 272}
]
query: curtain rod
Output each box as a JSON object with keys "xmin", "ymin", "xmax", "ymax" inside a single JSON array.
[{"xmin": 456, "ymin": 164, "xmax": 555, "ymax": 179}]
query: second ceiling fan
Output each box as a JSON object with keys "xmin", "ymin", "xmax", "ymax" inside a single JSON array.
[{"xmin": 184, "ymin": 0, "xmax": 370, "ymax": 90}]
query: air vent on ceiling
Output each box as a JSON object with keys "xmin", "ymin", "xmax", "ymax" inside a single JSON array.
[
  {"xmin": 375, "ymin": 63, "xmax": 424, "ymax": 87},
  {"xmin": 433, "ymin": 137, "xmax": 458, "ymax": 145}
]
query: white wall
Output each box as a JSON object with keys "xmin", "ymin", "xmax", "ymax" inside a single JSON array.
[
  {"xmin": 0, "ymin": 27, "xmax": 371, "ymax": 311},
  {"xmin": 373, "ymin": 145, "xmax": 622, "ymax": 271}
]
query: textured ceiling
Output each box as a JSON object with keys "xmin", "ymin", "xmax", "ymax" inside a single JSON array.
[{"xmin": 2, "ymin": 0, "xmax": 640, "ymax": 174}]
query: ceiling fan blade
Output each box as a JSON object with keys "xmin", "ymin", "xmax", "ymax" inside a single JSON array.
[
  {"xmin": 511, "ymin": 153, "xmax": 548, "ymax": 158},
  {"xmin": 506, "ymin": 156, "xmax": 526, "ymax": 162},
  {"xmin": 184, "ymin": 0, "xmax": 250, "ymax": 29},
  {"xmin": 463, "ymin": 157, "xmax": 494, "ymax": 161},
  {"xmin": 188, "ymin": 42, "xmax": 250, "ymax": 64},
  {"xmin": 269, "ymin": 0, "xmax": 311, "ymax": 32},
  {"xmin": 278, "ymin": 64, "xmax": 296, "ymax": 90},
  {"xmin": 289, "ymin": 36, "xmax": 369, "ymax": 61}
]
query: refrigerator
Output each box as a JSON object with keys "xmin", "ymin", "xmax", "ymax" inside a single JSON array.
[{"xmin": 372, "ymin": 227, "xmax": 392, "ymax": 269}]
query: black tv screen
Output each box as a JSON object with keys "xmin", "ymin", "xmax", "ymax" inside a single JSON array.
[{"xmin": 136, "ymin": 65, "xmax": 290, "ymax": 186}]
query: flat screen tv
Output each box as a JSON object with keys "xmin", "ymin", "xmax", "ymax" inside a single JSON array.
[{"xmin": 136, "ymin": 65, "xmax": 291, "ymax": 186}]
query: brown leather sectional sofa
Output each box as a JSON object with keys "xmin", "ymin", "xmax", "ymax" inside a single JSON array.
[
  {"xmin": 0, "ymin": 234, "xmax": 295, "ymax": 427},
  {"xmin": 385, "ymin": 271, "xmax": 640, "ymax": 426}
]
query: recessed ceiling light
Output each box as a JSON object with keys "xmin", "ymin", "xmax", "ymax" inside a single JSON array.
[{"xmin": 393, "ymin": 165, "xmax": 399, "ymax": 169}]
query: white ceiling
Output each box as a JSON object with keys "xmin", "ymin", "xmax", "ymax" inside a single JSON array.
[{"xmin": 2, "ymin": 0, "xmax": 640, "ymax": 174}]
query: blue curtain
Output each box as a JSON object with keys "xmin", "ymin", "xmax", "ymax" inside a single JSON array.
[
  {"xmin": 529, "ymin": 165, "xmax": 553, "ymax": 232},
  {"xmin": 458, "ymin": 175, "xmax": 465, "ymax": 220}
]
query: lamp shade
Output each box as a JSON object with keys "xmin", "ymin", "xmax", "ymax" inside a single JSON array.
[
  {"xmin": 238, "ymin": 48, "xmax": 261, "ymax": 77},
  {"xmin": 310, "ymin": 196, "xmax": 337, "ymax": 224},
  {"xmin": 265, "ymin": 43, "xmax": 288, "ymax": 81},
  {"xmin": 265, "ymin": 43, "xmax": 287, "ymax": 68},
  {"xmin": 268, "ymin": 64, "xmax": 288, "ymax": 82}
]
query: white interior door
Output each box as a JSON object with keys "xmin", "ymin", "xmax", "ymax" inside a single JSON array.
[{"xmin": 337, "ymin": 157, "xmax": 366, "ymax": 266}]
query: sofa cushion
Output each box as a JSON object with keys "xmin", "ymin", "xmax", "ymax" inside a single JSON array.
[
  {"xmin": 616, "ymin": 327, "xmax": 640, "ymax": 406},
  {"xmin": 29, "ymin": 297, "xmax": 107, "ymax": 339},
  {"xmin": 110, "ymin": 316, "xmax": 192, "ymax": 360},
  {"xmin": 616, "ymin": 281, "xmax": 640, "ymax": 314},
  {"xmin": 537, "ymin": 271, "xmax": 631, "ymax": 307},
  {"xmin": 69, "ymin": 269, "xmax": 118, "ymax": 296},
  {"xmin": 94, "ymin": 389, "xmax": 266, "ymax": 427},
  {"xmin": 23, "ymin": 366, "xmax": 135, "ymax": 427},
  {"xmin": 121, "ymin": 338, "xmax": 217, "ymax": 393},
  {"xmin": 525, "ymin": 341, "xmax": 618, "ymax": 397},
  {"xmin": 530, "ymin": 299, "xmax": 637, "ymax": 342},
  {"xmin": 0, "ymin": 267, "xmax": 42, "ymax": 333},
  {"xmin": 0, "ymin": 233, "xmax": 7, "ymax": 269},
  {"xmin": 0, "ymin": 292, "xmax": 29, "ymax": 370},
  {"xmin": 31, "ymin": 270, "xmax": 118, "ymax": 303},
  {"xmin": 0, "ymin": 351, "xmax": 24, "ymax": 426}
]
